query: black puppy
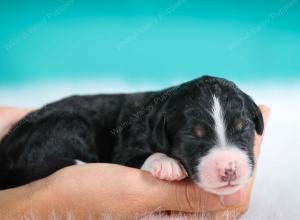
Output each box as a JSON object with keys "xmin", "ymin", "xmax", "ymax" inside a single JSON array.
[{"xmin": 0, "ymin": 76, "xmax": 263, "ymax": 195}]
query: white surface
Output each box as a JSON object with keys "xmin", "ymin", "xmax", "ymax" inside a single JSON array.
[
  {"xmin": 1, "ymin": 81, "xmax": 299, "ymax": 219},
  {"xmin": 243, "ymin": 85, "xmax": 300, "ymax": 220}
]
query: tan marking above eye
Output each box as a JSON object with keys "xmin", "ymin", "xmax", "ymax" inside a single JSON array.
[{"xmin": 195, "ymin": 125, "xmax": 206, "ymax": 137}]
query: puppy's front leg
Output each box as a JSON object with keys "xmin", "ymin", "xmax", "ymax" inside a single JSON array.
[{"xmin": 141, "ymin": 153, "xmax": 188, "ymax": 181}]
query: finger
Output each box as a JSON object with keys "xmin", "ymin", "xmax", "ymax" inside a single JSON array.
[
  {"xmin": 0, "ymin": 107, "xmax": 32, "ymax": 139},
  {"xmin": 253, "ymin": 105, "xmax": 271, "ymax": 160},
  {"xmin": 221, "ymin": 191, "xmax": 241, "ymax": 206},
  {"xmin": 0, "ymin": 106, "xmax": 32, "ymax": 121},
  {"xmin": 0, "ymin": 106, "xmax": 33, "ymax": 120}
]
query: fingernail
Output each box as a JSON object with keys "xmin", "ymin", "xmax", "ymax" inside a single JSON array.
[{"xmin": 221, "ymin": 191, "xmax": 241, "ymax": 206}]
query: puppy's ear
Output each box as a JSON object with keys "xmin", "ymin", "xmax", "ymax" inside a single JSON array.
[{"xmin": 243, "ymin": 93, "xmax": 264, "ymax": 135}]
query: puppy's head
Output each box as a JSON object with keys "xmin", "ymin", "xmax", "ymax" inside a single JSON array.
[{"xmin": 162, "ymin": 76, "xmax": 263, "ymax": 195}]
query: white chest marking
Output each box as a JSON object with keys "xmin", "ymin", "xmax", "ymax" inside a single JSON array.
[{"xmin": 75, "ymin": 159, "xmax": 86, "ymax": 165}]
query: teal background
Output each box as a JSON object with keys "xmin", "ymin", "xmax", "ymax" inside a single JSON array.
[{"xmin": 1, "ymin": 0, "xmax": 300, "ymax": 86}]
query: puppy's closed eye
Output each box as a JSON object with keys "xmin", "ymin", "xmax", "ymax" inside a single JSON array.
[
  {"xmin": 195, "ymin": 125, "xmax": 206, "ymax": 138},
  {"xmin": 233, "ymin": 119, "xmax": 249, "ymax": 132}
]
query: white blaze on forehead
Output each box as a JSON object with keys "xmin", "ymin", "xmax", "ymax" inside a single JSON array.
[{"xmin": 211, "ymin": 95, "xmax": 227, "ymax": 146}]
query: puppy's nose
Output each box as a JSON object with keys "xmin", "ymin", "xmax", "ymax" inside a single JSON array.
[
  {"xmin": 220, "ymin": 162, "xmax": 237, "ymax": 182},
  {"xmin": 221, "ymin": 167, "xmax": 237, "ymax": 182}
]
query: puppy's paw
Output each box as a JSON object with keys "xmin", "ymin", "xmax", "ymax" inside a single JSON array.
[{"xmin": 141, "ymin": 153, "xmax": 187, "ymax": 181}]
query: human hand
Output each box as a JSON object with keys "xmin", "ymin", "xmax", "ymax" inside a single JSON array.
[
  {"xmin": 0, "ymin": 106, "xmax": 32, "ymax": 138},
  {"xmin": 0, "ymin": 105, "xmax": 270, "ymax": 219}
]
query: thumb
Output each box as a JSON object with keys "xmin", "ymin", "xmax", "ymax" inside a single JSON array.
[
  {"xmin": 156, "ymin": 179, "xmax": 237, "ymax": 213},
  {"xmin": 221, "ymin": 191, "xmax": 241, "ymax": 206}
]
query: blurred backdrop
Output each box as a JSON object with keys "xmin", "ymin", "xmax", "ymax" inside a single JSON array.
[
  {"xmin": 1, "ymin": 0, "xmax": 300, "ymax": 91},
  {"xmin": 1, "ymin": 1, "xmax": 300, "ymax": 219}
]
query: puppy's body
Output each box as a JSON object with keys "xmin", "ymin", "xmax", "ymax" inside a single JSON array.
[
  {"xmin": 0, "ymin": 88, "xmax": 174, "ymax": 188},
  {"xmin": 0, "ymin": 76, "xmax": 263, "ymax": 194}
]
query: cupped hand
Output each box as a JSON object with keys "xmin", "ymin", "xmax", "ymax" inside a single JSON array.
[{"xmin": 0, "ymin": 105, "xmax": 270, "ymax": 219}]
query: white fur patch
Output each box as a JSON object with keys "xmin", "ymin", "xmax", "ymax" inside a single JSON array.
[
  {"xmin": 141, "ymin": 153, "xmax": 187, "ymax": 181},
  {"xmin": 74, "ymin": 159, "xmax": 86, "ymax": 165}
]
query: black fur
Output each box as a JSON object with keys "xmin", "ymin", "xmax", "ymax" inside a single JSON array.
[{"xmin": 0, "ymin": 76, "xmax": 263, "ymax": 189}]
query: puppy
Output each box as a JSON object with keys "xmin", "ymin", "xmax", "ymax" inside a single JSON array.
[{"xmin": 0, "ymin": 75, "xmax": 263, "ymax": 195}]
